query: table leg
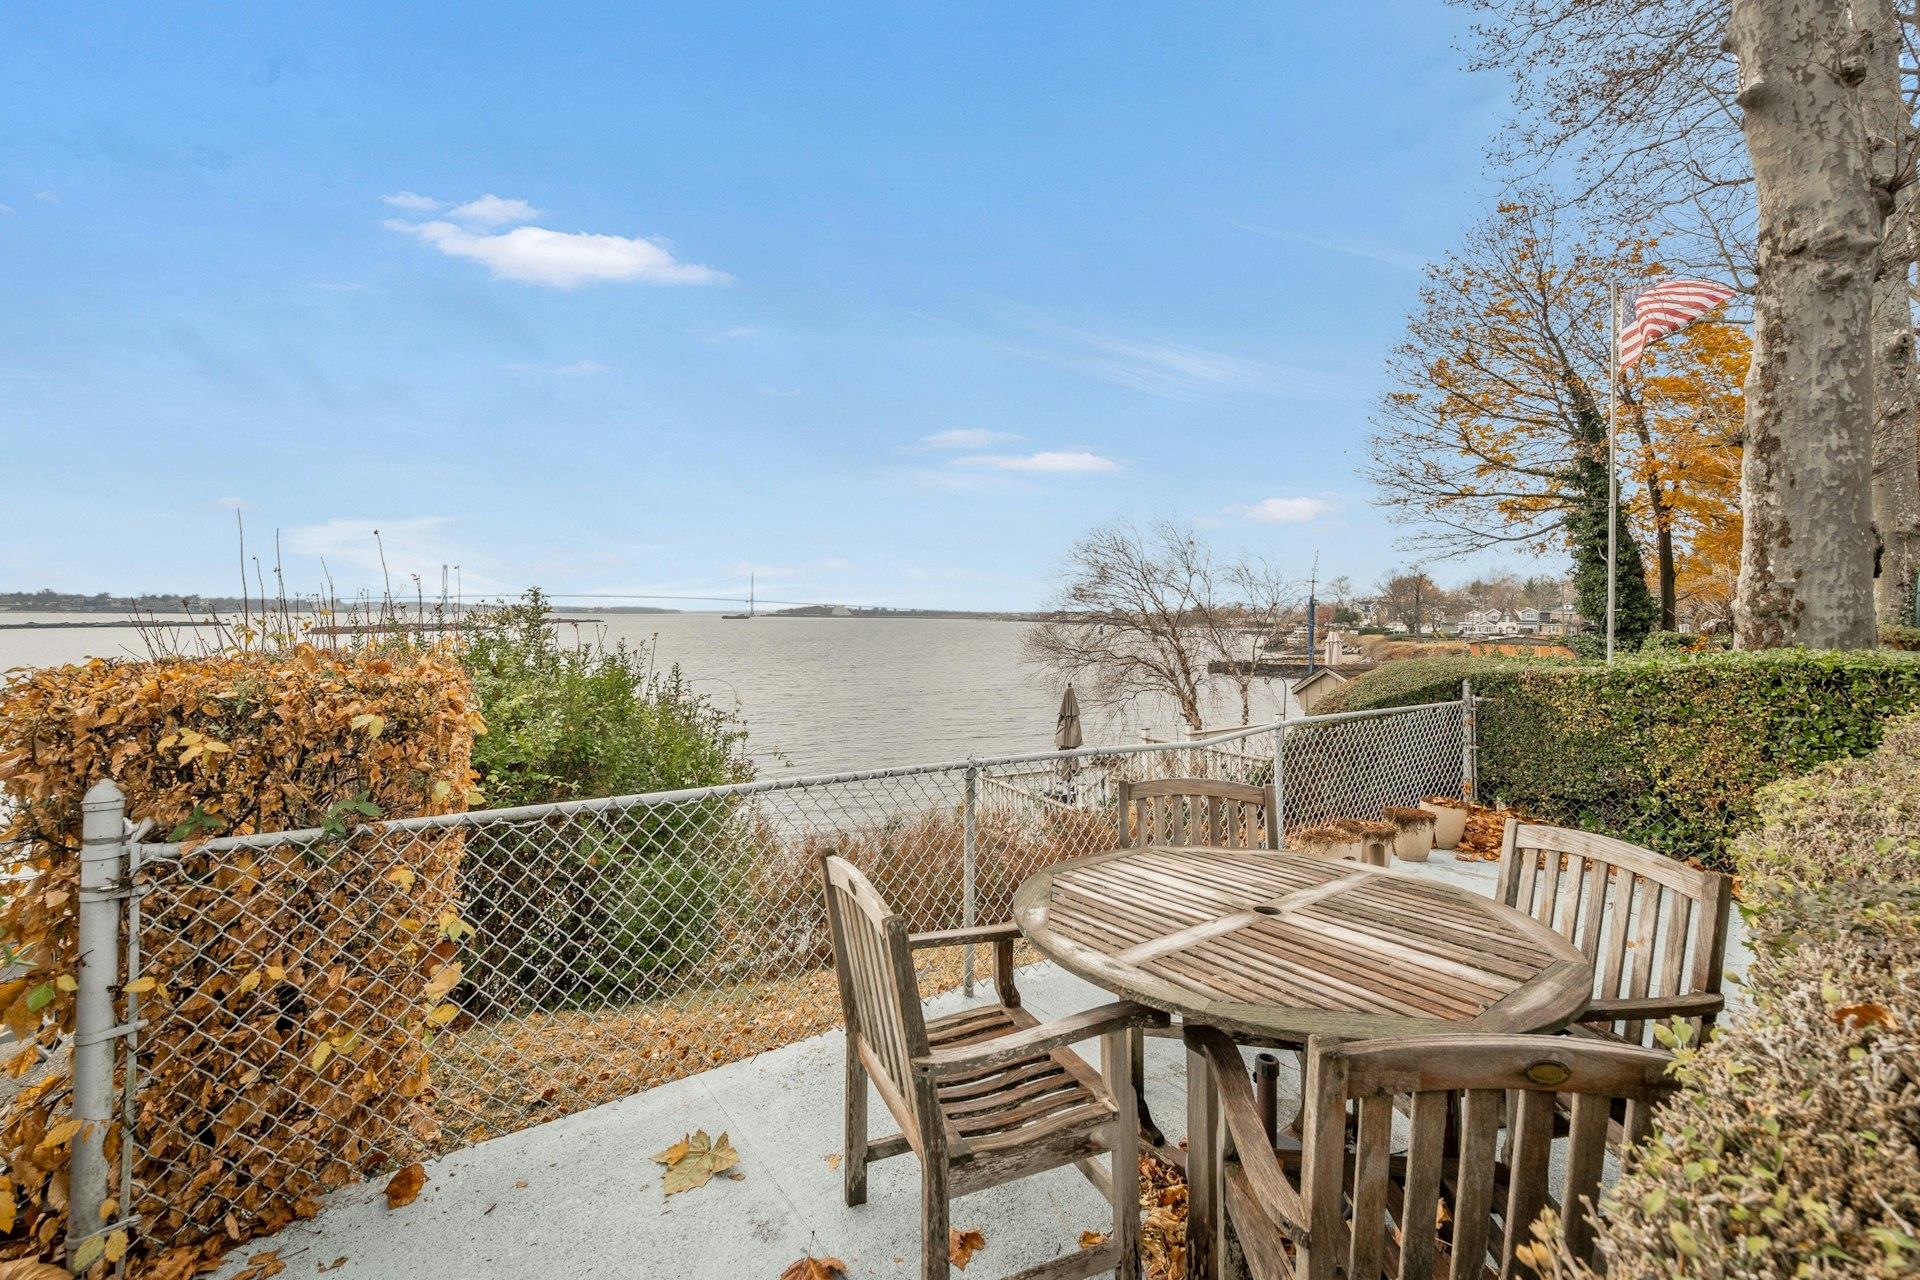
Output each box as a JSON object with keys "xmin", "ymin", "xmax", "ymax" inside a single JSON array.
[{"xmin": 1183, "ymin": 1029, "xmax": 1225, "ymax": 1280}]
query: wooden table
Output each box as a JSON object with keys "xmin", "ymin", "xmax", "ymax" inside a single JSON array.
[{"xmin": 1011, "ymin": 844, "xmax": 1593, "ymax": 1279}]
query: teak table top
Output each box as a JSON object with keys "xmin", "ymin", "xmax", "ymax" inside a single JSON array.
[{"xmin": 1012, "ymin": 844, "xmax": 1593, "ymax": 1042}]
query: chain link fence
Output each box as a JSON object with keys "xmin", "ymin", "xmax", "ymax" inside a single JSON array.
[{"xmin": 77, "ymin": 694, "xmax": 1469, "ymax": 1262}]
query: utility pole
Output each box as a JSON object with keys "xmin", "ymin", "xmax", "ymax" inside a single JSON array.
[{"xmin": 1304, "ymin": 553, "xmax": 1319, "ymax": 674}]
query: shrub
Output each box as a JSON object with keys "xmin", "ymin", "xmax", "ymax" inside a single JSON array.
[
  {"xmin": 1881, "ymin": 622, "xmax": 1920, "ymax": 652},
  {"xmin": 1527, "ymin": 713, "xmax": 1920, "ymax": 1279},
  {"xmin": 1319, "ymin": 650, "xmax": 1920, "ymax": 866},
  {"xmin": 0, "ymin": 648, "xmax": 479, "ymax": 1269},
  {"xmin": 454, "ymin": 594, "xmax": 754, "ymax": 1013}
]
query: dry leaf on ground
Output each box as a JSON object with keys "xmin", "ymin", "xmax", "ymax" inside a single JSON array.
[
  {"xmin": 824, "ymin": 1152, "xmax": 842, "ymax": 1170},
  {"xmin": 1079, "ymin": 1230, "xmax": 1109, "ymax": 1248},
  {"xmin": 385, "ymin": 1162, "xmax": 427, "ymax": 1210},
  {"xmin": 778, "ymin": 1255, "xmax": 849, "ymax": 1280},
  {"xmin": 652, "ymin": 1128, "xmax": 742, "ymax": 1196},
  {"xmin": 0, "ymin": 1261, "xmax": 73, "ymax": 1280},
  {"xmin": 948, "ymin": 1227, "xmax": 985, "ymax": 1269},
  {"xmin": 230, "ymin": 1251, "xmax": 287, "ymax": 1280},
  {"xmin": 1834, "ymin": 1002, "xmax": 1894, "ymax": 1029}
]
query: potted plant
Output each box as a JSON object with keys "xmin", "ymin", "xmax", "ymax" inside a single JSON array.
[
  {"xmin": 1381, "ymin": 806, "xmax": 1439, "ymax": 862},
  {"xmin": 1418, "ymin": 795, "xmax": 1471, "ymax": 851},
  {"xmin": 1292, "ymin": 822, "xmax": 1363, "ymax": 862},
  {"xmin": 1333, "ymin": 817, "xmax": 1397, "ymax": 867}
]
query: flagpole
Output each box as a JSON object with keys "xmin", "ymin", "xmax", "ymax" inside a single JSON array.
[{"xmin": 1605, "ymin": 283, "xmax": 1618, "ymax": 666}]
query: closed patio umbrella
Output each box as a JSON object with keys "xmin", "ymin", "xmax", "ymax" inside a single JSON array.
[{"xmin": 1055, "ymin": 684, "xmax": 1083, "ymax": 784}]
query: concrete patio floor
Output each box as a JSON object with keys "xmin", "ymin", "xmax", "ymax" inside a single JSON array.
[{"xmin": 213, "ymin": 852, "xmax": 1753, "ymax": 1280}]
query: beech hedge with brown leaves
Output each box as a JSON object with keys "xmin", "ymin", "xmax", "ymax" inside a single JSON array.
[{"xmin": 0, "ymin": 648, "xmax": 480, "ymax": 1273}]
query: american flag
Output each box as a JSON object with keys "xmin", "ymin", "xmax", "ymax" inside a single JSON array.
[{"xmin": 1617, "ymin": 278, "xmax": 1736, "ymax": 370}]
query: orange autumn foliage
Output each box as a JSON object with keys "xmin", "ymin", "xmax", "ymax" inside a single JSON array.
[{"xmin": 0, "ymin": 648, "xmax": 480, "ymax": 1271}]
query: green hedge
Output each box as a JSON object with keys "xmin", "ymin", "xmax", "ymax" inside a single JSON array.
[
  {"xmin": 1319, "ymin": 650, "xmax": 1920, "ymax": 866},
  {"xmin": 1532, "ymin": 714, "xmax": 1920, "ymax": 1278}
]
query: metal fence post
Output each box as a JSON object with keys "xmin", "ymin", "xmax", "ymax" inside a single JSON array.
[
  {"xmin": 70, "ymin": 780, "xmax": 125, "ymax": 1272},
  {"xmin": 1271, "ymin": 712, "xmax": 1287, "ymax": 843},
  {"xmin": 961, "ymin": 763, "xmax": 978, "ymax": 997},
  {"xmin": 1461, "ymin": 680, "xmax": 1479, "ymax": 803}
]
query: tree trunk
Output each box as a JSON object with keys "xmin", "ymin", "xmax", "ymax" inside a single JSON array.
[
  {"xmin": 1729, "ymin": 0, "xmax": 1882, "ymax": 649},
  {"xmin": 1627, "ymin": 404, "xmax": 1680, "ymax": 631},
  {"xmin": 1866, "ymin": 0, "xmax": 1920, "ymax": 623}
]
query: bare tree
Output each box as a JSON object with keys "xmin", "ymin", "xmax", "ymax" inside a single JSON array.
[
  {"xmin": 1024, "ymin": 522, "xmax": 1301, "ymax": 732},
  {"xmin": 1374, "ymin": 569, "xmax": 1444, "ymax": 636},
  {"xmin": 1729, "ymin": 0, "xmax": 1882, "ymax": 648}
]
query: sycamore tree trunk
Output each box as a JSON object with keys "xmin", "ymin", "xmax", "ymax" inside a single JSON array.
[
  {"xmin": 1866, "ymin": 0, "xmax": 1920, "ymax": 622},
  {"xmin": 1729, "ymin": 0, "xmax": 1882, "ymax": 649}
]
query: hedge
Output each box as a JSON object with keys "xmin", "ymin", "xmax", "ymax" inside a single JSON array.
[
  {"xmin": 1317, "ymin": 650, "xmax": 1920, "ymax": 866},
  {"xmin": 1526, "ymin": 712, "xmax": 1920, "ymax": 1278},
  {"xmin": 0, "ymin": 649, "xmax": 481, "ymax": 1273}
]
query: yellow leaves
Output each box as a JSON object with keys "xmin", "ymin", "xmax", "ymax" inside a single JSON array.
[
  {"xmin": 1078, "ymin": 1230, "xmax": 1108, "ymax": 1249},
  {"xmin": 0, "ymin": 1260, "xmax": 67, "ymax": 1280},
  {"xmin": 948, "ymin": 1227, "xmax": 986, "ymax": 1269},
  {"xmin": 384, "ymin": 1163, "xmax": 427, "ymax": 1210},
  {"xmin": 0, "ymin": 1173, "xmax": 14, "ymax": 1234},
  {"xmin": 36, "ymin": 1118, "xmax": 81, "ymax": 1152},
  {"xmin": 237, "ymin": 969, "xmax": 262, "ymax": 995},
  {"xmin": 350, "ymin": 713, "xmax": 386, "ymax": 740},
  {"xmin": 422, "ymin": 961, "xmax": 462, "ymax": 1003},
  {"xmin": 779, "ymin": 1256, "xmax": 848, "ymax": 1280},
  {"xmin": 386, "ymin": 865, "xmax": 417, "ymax": 893},
  {"xmin": 652, "ymin": 1129, "xmax": 742, "ymax": 1196},
  {"xmin": 121, "ymin": 975, "xmax": 159, "ymax": 996},
  {"xmin": 310, "ymin": 1041, "xmax": 333, "ymax": 1073},
  {"xmin": 425, "ymin": 1004, "xmax": 459, "ymax": 1027},
  {"xmin": 436, "ymin": 911, "xmax": 475, "ymax": 944}
]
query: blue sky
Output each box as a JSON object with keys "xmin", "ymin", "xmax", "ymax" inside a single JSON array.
[{"xmin": 1, "ymin": 2, "xmax": 1510, "ymax": 610}]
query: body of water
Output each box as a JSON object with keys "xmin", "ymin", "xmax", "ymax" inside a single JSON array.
[{"xmin": 0, "ymin": 612, "xmax": 1296, "ymax": 776}]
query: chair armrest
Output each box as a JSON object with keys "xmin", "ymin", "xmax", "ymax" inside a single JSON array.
[
  {"xmin": 1187, "ymin": 1025, "xmax": 1311, "ymax": 1244},
  {"xmin": 907, "ymin": 922, "xmax": 1022, "ymax": 951},
  {"xmin": 914, "ymin": 1001, "xmax": 1167, "ymax": 1078},
  {"xmin": 1579, "ymin": 992, "xmax": 1724, "ymax": 1023}
]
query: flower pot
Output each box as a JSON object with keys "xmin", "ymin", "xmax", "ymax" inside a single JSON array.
[
  {"xmin": 1381, "ymin": 807, "xmax": 1438, "ymax": 863},
  {"xmin": 1293, "ymin": 823, "xmax": 1363, "ymax": 862},
  {"xmin": 1333, "ymin": 819, "xmax": 1396, "ymax": 867},
  {"xmin": 1420, "ymin": 800, "xmax": 1469, "ymax": 851}
]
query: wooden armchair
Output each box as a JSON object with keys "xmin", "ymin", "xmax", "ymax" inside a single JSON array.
[
  {"xmin": 1497, "ymin": 821, "xmax": 1733, "ymax": 1047},
  {"xmin": 1190, "ymin": 1026, "xmax": 1678, "ymax": 1279},
  {"xmin": 821, "ymin": 854, "xmax": 1168, "ymax": 1280},
  {"xmin": 1114, "ymin": 777, "xmax": 1276, "ymax": 850}
]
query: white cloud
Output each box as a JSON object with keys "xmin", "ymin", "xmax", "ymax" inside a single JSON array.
[
  {"xmin": 216, "ymin": 497, "xmax": 249, "ymax": 511},
  {"xmin": 383, "ymin": 191, "xmax": 442, "ymax": 211},
  {"xmin": 1229, "ymin": 496, "xmax": 1333, "ymax": 523},
  {"xmin": 0, "ymin": 203, "xmax": 14, "ymax": 215},
  {"xmin": 956, "ymin": 451, "xmax": 1118, "ymax": 474},
  {"xmin": 283, "ymin": 516, "xmax": 460, "ymax": 581},
  {"xmin": 387, "ymin": 219, "xmax": 729, "ymax": 288},
  {"xmin": 1231, "ymin": 219, "xmax": 1427, "ymax": 271},
  {"xmin": 721, "ymin": 326, "xmax": 757, "ymax": 339},
  {"xmin": 446, "ymin": 194, "xmax": 541, "ymax": 226},
  {"xmin": 31, "ymin": 191, "xmax": 57, "ymax": 204},
  {"xmin": 1011, "ymin": 316, "xmax": 1360, "ymax": 402},
  {"xmin": 918, "ymin": 429, "xmax": 1022, "ymax": 451}
]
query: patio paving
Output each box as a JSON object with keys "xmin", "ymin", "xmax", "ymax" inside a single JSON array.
[{"xmin": 212, "ymin": 852, "xmax": 1752, "ymax": 1280}]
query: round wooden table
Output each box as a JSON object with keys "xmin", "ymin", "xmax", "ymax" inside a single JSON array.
[{"xmin": 1011, "ymin": 844, "xmax": 1594, "ymax": 1280}]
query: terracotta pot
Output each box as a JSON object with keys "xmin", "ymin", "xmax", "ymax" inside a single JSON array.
[{"xmin": 1420, "ymin": 801, "xmax": 1468, "ymax": 851}]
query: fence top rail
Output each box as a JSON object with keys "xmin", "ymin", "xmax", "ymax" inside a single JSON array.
[{"xmin": 127, "ymin": 697, "xmax": 1464, "ymax": 861}]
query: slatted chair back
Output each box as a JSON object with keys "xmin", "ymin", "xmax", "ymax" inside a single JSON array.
[
  {"xmin": 1496, "ymin": 821, "xmax": 1733, "ymax": 1045},
  {"xmin": 820, "ymin": 855, "xmax": 934, "ymax": 1140},
  {"xmin": 1114, "ymin": 777, "xmax": 1276, "ymax": 849},
  {"xmin": 1297, "ymin": 1034, "xmax": 1677, "ymax": 1280}
]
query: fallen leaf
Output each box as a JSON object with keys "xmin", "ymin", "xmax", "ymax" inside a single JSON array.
[
  {"xmin": 230, "ymin": 1252, "xmax": 287, "ymax": 1280},
  {"xmin": 652, "ymin": 1129, "xmax": 741, "ymax": 1196},
  {"xmin": 1079, "ymin": 1230, "xmax": 1109, "ymax": 1249},
  {"xmin": 778, "ymin": 1255, "xmax": 849, "ymax": 1280},
  {"xmin": 949, "ymin": 1227, "xmax": 986, "ymax": 1269},
  {"xmin": 824, "ymin": 1152, "xmax": 842, "ymax": 1171},
  {"xmin": 513, "ymin": 1179, "xmax": 529, "ymax": 1190},
  {"xmin": 0, "ymin": 1261, "xmax": 72, "ymax": 1280},
  {"xmin": 385, "ymin": 1162, "xmax": 427, "ymax": 1210},
  {"xmin": 1834, "ymin": 1002, "xmax": 1894, "ymax": 1030},
  {"xmin": 319, "ymin": 1260, "xmax": 349, "ymax": 1274}
]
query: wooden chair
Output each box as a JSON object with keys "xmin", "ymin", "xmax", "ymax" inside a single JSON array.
[
  {"xmin": 1190, "ymin": 1026, "xmax": 1678, "ymax": 1279},
  {"xmin": 821, "ymin": 854, "xmax": 1167, "ymax": 1280},
  {"xmin": 1496, "ymin": 821, "xmax": 1733, "ymax": 1048},
  {"xmin": 1114, "ymin": 777, "xmax": 1276, "ymax": 850}
]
